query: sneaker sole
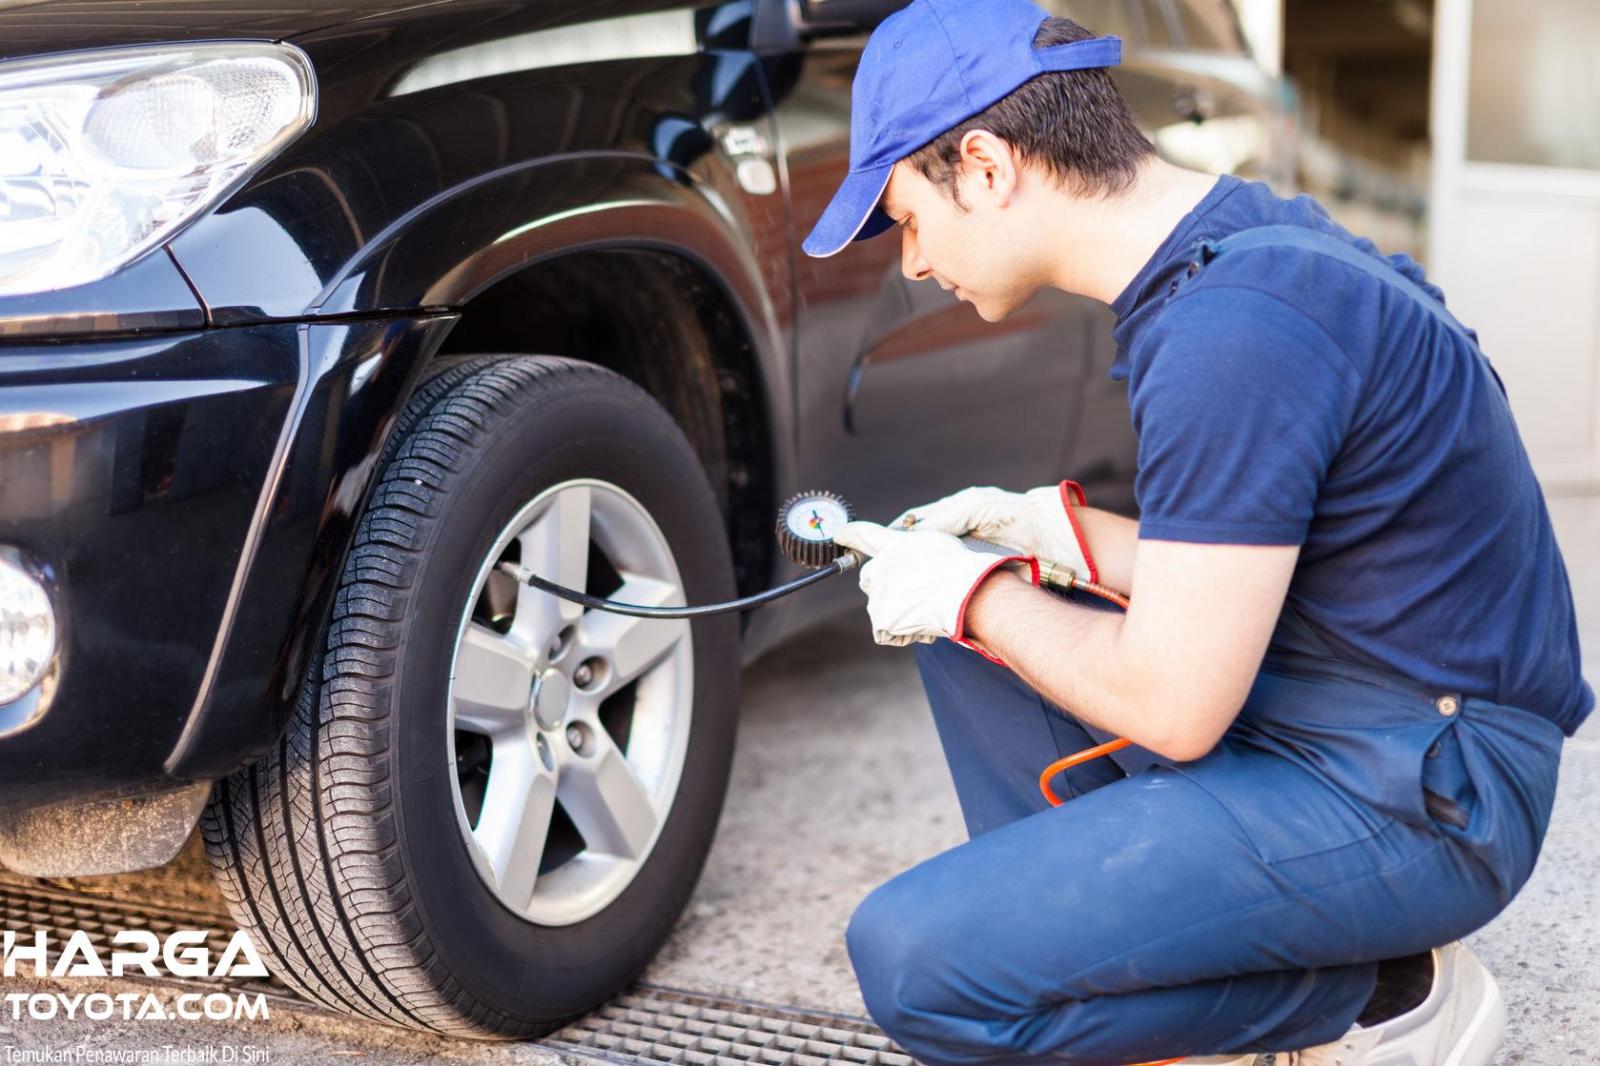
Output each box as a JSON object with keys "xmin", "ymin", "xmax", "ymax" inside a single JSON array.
[{"xmin": 1442, "ymin": 957, "xmax": 1506, "ymax": 1066}]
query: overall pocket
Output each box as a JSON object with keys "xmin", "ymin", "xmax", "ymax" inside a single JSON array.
[
  {"xmin": 1418, "ymin": 724, "xmax": 1476, "ymax": 831},
  {"xmin": 1419, "ymin": 702, "xmax": 1565, "ymax": 900}
]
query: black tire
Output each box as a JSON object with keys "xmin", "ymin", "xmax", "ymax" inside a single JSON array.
[{"xmin": 201, "ymin": 355, "xmax": 741, "ymax": 1038}]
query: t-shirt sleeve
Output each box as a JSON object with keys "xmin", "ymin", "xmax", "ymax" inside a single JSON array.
[{"xmin": 1131, "ymin": 285, "xmax": 1360, "ymax": 546}]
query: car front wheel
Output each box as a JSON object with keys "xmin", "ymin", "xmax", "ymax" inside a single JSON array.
[{"xmin": 202, "ymin": 354, "xmax": 741, "ymax": 1037}]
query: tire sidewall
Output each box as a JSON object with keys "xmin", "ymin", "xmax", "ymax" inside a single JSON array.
[{"xmin": 384, "ymin": 366, "xmax": 739, "ymax": 1021}]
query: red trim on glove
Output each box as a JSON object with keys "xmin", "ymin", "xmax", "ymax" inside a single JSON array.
[
  {"xmin": 1057, "ymin": 479, "xmax": 1098, "ymax": 586},
  {"xmin": 952, "ymin": 554, "xmax": 1041, "ymax": 667}
]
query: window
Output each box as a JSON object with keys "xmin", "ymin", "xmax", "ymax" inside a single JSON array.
[
  {"xmin": 1467, "ymin": 0, "xmax": 1600, "ymax": 171},
  {"xmin": 1138, "ymin": 0, "xmax": 1176, "ymax": 47},
  {"xmin": 1168, "ymin": 0, "xmax": 1245, "ymax": 54},
  {"xmin": 1038, "ymin": 0, "xmax": 1135, "ymax": 41}
]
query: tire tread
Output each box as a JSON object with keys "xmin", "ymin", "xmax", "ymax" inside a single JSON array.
[{"xmin": 202, "ymin": 356, "xmax": 651, "ymax": 1037}]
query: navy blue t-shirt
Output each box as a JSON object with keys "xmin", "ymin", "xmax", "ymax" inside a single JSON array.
[{"xmin": 1110, "ymin": 173, "xmax": 1593, "ymax": 735}]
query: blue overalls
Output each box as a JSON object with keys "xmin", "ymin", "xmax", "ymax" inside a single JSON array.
[{"xmin": 842, "ymin": 229, "xmax": 1570, "ymax": 1066}]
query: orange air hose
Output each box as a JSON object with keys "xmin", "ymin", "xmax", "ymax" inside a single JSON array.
[
  {"xmin": 1033, "ymin": 576, "xmax": 1183, "ymax": 1066},
  {"xmin": 1036, "ymin": 573, "xmax": 1131, "ymax": 808}
]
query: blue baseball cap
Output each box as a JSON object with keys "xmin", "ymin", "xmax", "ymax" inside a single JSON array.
[{"xmin": 801, "ymin": 0, "xmax": 1122, "ymax": 259}]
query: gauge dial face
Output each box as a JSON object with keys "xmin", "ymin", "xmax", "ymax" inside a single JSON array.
[{"xmin": 783, "ymin": 495, "xmax": 851, "ymax": 544}]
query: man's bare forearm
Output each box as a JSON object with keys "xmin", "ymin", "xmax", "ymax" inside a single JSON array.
[
  {"xmin": 962, "ymin": 569, "xmax": 1184, "ymax": 757},
  {"xmin": 962, "ymin": 533, "xmax": 1302, "ymax": 762},
  {"xmin": 1073, "ymin": 507, "xmax": 1139, "ymax": 593}
]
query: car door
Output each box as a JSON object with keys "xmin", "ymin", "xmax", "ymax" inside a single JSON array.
[{"xmin": 757, "ymin": 23, "xmax": 1102, "ymax": 531}]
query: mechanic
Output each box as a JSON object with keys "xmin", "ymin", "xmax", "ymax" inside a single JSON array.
[{"xmin": 800, "ymin": 1, "xmax": 1594, "ymax": 1064}]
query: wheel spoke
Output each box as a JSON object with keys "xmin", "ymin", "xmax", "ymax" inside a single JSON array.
[
  {"xmin": 446, "ymin": 477, "xmax": 696, "ymax": 921},
  {"xmin": 473, "ymin": 742, "xmax": 558, "ymax": 911},
  {"xmin": 559, "ymin": 732, "xmax": 659, "ymax": 860},
  {"xmin": 452, "ymin": 623, "xmax": 534, "ymax": 734},
  {"xmin": 578, "ymin": 574, "xmax": 687, "ymax": 692},
  {"xmin": 512, "ymin": 485, "xmax": 592, "ymax": 642}
]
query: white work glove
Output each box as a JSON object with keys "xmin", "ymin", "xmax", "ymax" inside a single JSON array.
[
  {"xmin": 831, "ymin": 520, "xmax": 1040, "ymax": 666},
  {"xmin": 889, "ymin": 480, "xmax": 1098, "ymax": 587}
]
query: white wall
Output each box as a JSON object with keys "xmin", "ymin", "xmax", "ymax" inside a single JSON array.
[
  {"xmin": 1233, "ymin": 0, "xmax": 1282, "ymax": 75},
  {"xmin": 1430, "ymin": 0, "xmax": 1600, "ymax": 492}
]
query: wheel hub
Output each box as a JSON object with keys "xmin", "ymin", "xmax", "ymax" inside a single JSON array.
[{"xmin": 530, "ymin": 667, "xmax": 570, "ymax": 731}]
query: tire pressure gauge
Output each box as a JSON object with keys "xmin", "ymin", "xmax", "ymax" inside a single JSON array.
[{"xmin": 776, "ymin": 490, "xmax": 855, "ymax": 568}]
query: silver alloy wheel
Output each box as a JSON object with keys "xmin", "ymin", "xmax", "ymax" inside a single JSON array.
[{"xmin": 447, "ymin": 478, "xmax": 694, "ymax": 926}]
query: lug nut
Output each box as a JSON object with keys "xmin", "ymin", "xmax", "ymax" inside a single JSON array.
[
  {"xmin": 566, "ymin": 724, "xmax": 585, "ymax": 752},
  {"xmin": 547, "ymin": 625, "xmax": 575, "ymax": 662}
]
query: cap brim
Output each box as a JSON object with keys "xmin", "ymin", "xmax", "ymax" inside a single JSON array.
[{"xmin": 802, "ymin": 163, "xmax": 895, "ymax": 258}]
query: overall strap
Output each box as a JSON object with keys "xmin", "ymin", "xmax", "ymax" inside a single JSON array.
[{"xmin": 1196, "ymin": 224, "xmax": 1508, "ymax": 397}]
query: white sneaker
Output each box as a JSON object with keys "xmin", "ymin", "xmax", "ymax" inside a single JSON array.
[{"xmin": 1174, "ymin": 942, "xmax": 1505, "ymax": 1066}]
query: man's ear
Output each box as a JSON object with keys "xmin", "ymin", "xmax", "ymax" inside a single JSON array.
[{"xmin": 957, "ymin": 129, "xmax": 1019, "ymax": 207}]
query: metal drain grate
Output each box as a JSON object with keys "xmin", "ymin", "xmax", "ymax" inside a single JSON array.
[
  {"xmin": 0, "ymin": 878, "xmax": 915, "ymax": 1064},
  {"xmin": 547, "ymin": 984, "xmax": 915, "ymax": 1066}
]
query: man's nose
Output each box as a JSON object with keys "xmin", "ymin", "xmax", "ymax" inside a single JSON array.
[{"xmin": 901, "ymin": 228, "xmax": 931, "ymax": 282}]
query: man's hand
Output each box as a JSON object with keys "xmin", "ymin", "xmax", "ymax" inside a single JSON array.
[
  {"xmin": 831, "ymin": 520, "xmax": 1039, "ymax": 655},
  {"xmin": 891, "ymin": 481, "xmax": 1098, "ymax": 586}
]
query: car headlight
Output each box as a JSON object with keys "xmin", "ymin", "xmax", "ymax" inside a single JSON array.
[
  {"xmin": 0, "ymin": 42, "xmax": 316, "ymax": 298},
  {"xmin": 0, "ymin": 549, "xmax": 55, "ymax": 706}
]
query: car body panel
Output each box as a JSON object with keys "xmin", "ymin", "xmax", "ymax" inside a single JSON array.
[
  {"xmin": 167, "ymin": 4, "xmax": 782, "ymax": 323},
  {"xmin": 164, "ymin": 314, "xmax": 457, "ymax": 781},
  {"xmin": 0, "ymin": 0, "xmax": 486, "ymax": 60},
  {"xmin": 0, "ymin": 324, "xmax": 300, "ymax": 812},
  {"xmin": 0, "ymin": 249, "xmax": 206, "ymax": 341},
  {"xmin": 0, "ymin": 314, "xmax": 455, "ymax": 809}
]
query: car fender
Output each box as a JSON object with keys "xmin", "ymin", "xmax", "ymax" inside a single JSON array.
[
  {"xmin": 164, "ymin": 156, "xmax": 794, "ymax": 781},
  {"xmin": 311, "ymin": 151, "xmax": 787, "ymax": 356}
]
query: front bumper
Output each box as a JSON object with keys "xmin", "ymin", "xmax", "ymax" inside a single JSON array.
[{"xmin": 0, "ymin": 313, "xmax": 455, "ymax": 815}]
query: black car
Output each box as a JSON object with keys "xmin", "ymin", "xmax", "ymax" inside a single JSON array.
[{"xmin": 0, "ymin": 0, "xmax": 1287, "ymax": 1038}]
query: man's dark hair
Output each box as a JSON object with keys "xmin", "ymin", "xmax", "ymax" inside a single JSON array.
[{"xmin": 904, "ymin": 16, "xmax": 1156, "ymax": 208}]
